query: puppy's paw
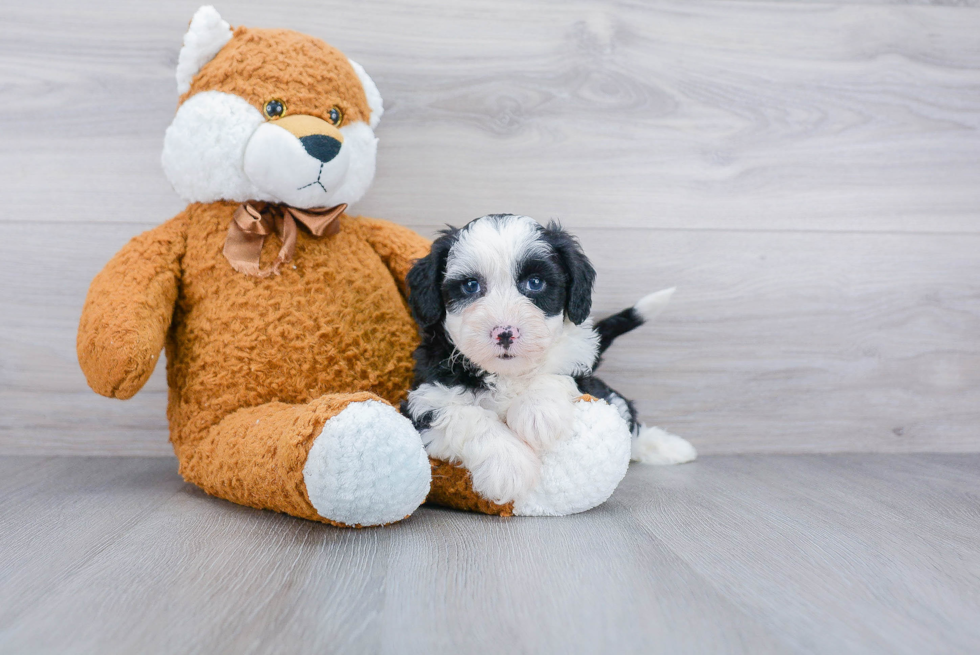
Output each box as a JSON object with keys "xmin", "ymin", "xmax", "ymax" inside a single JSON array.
[
  {"xmin": 507, "ymin": 395, "xmax": 575, "ymax": 453},
  {"xmin": 507, "ymin": 378, "xmax": 578, "ymax": 452},
  {"xmin": 632, "ymin": 425, "xmax": 697, "ymax": 465},
  {"xmin": 466, "ymin": 427, "xmax": 541, "ymax": 504}
]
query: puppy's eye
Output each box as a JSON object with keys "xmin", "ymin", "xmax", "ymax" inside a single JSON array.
[
  {"xmin": 461, "ymin": 279, "xmax": 481, "ymax": 295},
  {"xmin": 264, "ymin": 99, "xmax": 285, "ymax": 119},
  {"xmin": 328, "ymin": 106, "xmax": 343, "ymax": 126},
  {"xmin": 524, "ymin": 276, "xmax": 546, "ymax": 292}
]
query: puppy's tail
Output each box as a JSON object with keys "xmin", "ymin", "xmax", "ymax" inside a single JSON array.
[{"xmin": 594, "ymin": 287, "xmax": 675, "ymax": 357}]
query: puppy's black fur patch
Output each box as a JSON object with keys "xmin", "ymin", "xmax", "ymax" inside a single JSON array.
[
  {"xmin": 515, "ymin": 253, "xmax": 567, "ymax": 317},
  {"xmin": 405, "ymin": 227, "xmax": 457, "ymax": 330},
  {"xmin": 574, "ymin": 374, "xmax": 639, "ymax": 435},
  {"xmin": 403, "ymin": 225, "xmax": 492, "ymax": 427},
  {"xmin": 539, "ymin": 222, "xmax": 596, "ymax": 325}
]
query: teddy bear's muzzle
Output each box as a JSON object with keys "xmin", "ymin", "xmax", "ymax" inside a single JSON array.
[
  {"xmin": 269, "ymin": 113, "xmax": 345, "ymax": 163},
  {"xmin": 242, "ymin": 113, "xmax": 353, "ymax": 208}
]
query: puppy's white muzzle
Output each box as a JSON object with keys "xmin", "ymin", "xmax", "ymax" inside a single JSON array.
[{"xmin": 447, "ymin": 290, "xmax": 562, "ymax": 375}]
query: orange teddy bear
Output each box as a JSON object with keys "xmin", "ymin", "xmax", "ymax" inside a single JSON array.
[
  {"xmin": 77, "ymin": 6, "xmax": 436, "ymax": 526},
  {"xmin": 78, "ymin": 7, "xmax": 635, "ymax": 526}
]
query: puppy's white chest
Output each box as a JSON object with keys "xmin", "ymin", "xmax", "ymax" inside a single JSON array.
[
  {"xmin": 477, "ymin": 374, "xmax": 580, "ymax": 420},
  {"xmin": 475, "ymin": 377, "xmax": 526, "ymax": 419}
]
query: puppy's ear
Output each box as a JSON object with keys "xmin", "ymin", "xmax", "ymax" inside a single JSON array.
[
  {"xmin": 407, "ymin": 229, "xmax": 457, "ymax": 330},
  {"xmin": 543, "ymin": 221, "xmax": 596, "ymax": 325}
]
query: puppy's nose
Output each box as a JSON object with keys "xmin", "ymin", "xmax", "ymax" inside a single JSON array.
[
  {"xmin": 299, "ymin": 134, "xmax": 342, "ymax": 163},
  {"xmin": 491, "ymin": 325, "xmax": 520, "ymax": 349}
]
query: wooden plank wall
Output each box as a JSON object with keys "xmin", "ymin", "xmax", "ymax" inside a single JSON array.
[{"xmin": 1, "ymin": 0, "xmax": 978, "ymax": 455}]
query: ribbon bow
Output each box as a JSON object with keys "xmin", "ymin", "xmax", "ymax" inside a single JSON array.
[{"xmin": 223, "ymin": 202, "xmax": 346, "ymax": 277}]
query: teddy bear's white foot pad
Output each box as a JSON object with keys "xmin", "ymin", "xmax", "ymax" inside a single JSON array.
[
  {"xmin": 303, "ymin": 400, "xmax": 430, "ymax": 526},
  {"xmin": 632, "ymin": 425, "xmax": 697, "ymax": 465},
  {"xmin": 513, "ymin": 399, "xmax": 632, "ymax": 517}
]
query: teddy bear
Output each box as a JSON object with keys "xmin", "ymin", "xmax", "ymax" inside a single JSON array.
[{"xmin": 77, "ymin": 6, "xmax": 633, "ymax": 526}]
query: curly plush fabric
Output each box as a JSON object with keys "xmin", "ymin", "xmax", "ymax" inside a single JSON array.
[
  {"xmin": 427, "ymin": 459, "xmax": 516, "ymax": 517},
  {"xmin": 78, "ymin": 200, "xmax": 431, "ymax": 525},
  {"xmin": 180, "ymin": 27, "xmax": 372, "ymax": 127}
]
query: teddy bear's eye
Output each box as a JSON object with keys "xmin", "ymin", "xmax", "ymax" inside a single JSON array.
[
  {"xmin": 328, "ymin": 107, "xmax": 343, "ymax": 126},
  {"xmin": 264, "ymin": 99, "xmax": 285, "ymax": 119}
]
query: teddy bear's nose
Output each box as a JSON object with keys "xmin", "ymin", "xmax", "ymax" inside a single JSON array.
[{"xmin": 300, "ymin": 135, "xmax": 342, "ymax": 163}]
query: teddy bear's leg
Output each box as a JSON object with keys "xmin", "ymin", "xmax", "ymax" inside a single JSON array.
[{"xmin": 177, "ymin": 392, "xmax": 430, "ymax": 527}]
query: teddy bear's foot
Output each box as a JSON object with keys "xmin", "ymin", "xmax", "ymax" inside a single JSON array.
[
  {"xmin": 511, "ymin": 398, "xmax": 632, "ymax": 517},
  {"xmin": 303, "ymin": 400, "xmax": 431, "ymax": 527},
  {"xmin": 631, "ymin": 425, "xmax": 697, "ymax": 465}
]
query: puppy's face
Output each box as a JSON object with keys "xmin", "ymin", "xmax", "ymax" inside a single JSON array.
[{"xmin": 409, "ymin": 215, "xmax": 596, "ymax": 376}]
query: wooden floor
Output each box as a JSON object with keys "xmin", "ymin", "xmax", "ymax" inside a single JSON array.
[{"xmin": 1, "ymin": 454, "xmax": 978, "ymax": 654}]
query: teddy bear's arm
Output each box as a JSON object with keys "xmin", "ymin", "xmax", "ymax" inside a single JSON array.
[
  {"xmin": 354, "ymin": 217, "xmax": 432, "ymax": 298},
  {"xmin": 77, "ymin": 212, "xmax": 188, "ymax": 399}
]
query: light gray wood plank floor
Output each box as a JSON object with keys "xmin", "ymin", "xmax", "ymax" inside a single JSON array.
[{"xmin": 1, "ymin": 454, "xmax": 978, "ymax": 654}]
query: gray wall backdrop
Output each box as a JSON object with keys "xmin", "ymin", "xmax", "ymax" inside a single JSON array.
[{"xmin": 2, "ymin": 0, "xmax": 978, "ymax": 456}]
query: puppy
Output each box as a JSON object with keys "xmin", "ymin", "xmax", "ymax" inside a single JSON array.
[{"xmin": 404, "ymin": 214, "xmax": 695, "ymax": 504}]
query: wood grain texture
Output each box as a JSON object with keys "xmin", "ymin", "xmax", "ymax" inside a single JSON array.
[
  {"xmin": 613, "ymin": 454, "xmax": 980, "ymax": 654},
  {"xmin": 1, "ymin": 454, "xmax": 978, "ymax": 654},
  {"xmin": 1, "ymin": 0, "xmax": 979, "ymax": 454}
]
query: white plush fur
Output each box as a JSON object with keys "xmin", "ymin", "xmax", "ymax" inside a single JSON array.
[
  {"xmin": 161, "ymin": 91, "xmax": 379, "ymax": 208},
  {"xmin": 513, "ymin": 399, "xmax": 631, "ymax": 516},
  {"xmin": 348, "ymin": 59, "xmax": 384, "ymax": 129},
  {"xmin": 242, "ymin": 122, "xmax": 352, "ymax": 208},
  {"xmin": 324, "ymin": 122, "xmax": 379, "ymax": 208},
  {"xmin": 303, "ymin": 400, "xmax": 430, "ymax": 526},
  {"xmin": 176, "ymin": 6, "xmax": 233, "ymax": 95},
  {"xmin": 162, "ymin": 91, "xmax": 267, "ymax": 203},
  {"xmin": 631, "ymin": 425, "xmax": 698, "ymax": 465}
]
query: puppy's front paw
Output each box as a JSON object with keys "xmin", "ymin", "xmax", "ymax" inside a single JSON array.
[
  {"xmin": 466, "ymin": 426, "xmax": 541, "ymax": 505},
  {"xmin": 507, "ymin": 393, "xmax": 575, "ymax": 453}
]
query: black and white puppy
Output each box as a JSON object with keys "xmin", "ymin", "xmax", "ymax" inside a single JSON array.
[{"xmin": 404, "ymin": 214, "xmax": 695, "ymax": 504}]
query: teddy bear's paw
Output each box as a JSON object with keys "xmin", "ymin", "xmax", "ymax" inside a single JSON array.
[
  {"xmin": 512, "ymin": 399, "xmax": 631, "ymax": 517},
  {"xmin": 631, "ymin": 425, "xmax": 697, "ymax": 465},
  {"xmin": 303, "ymin": 400, "xmax": 430, "ymax": 527}
]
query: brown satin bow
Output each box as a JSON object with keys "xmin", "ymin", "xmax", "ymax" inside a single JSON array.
[{"xmin": 222, "ymin": 202, "xmax": 346, "ymax": 277}]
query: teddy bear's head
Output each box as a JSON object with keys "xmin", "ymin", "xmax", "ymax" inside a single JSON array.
[{"xmin": 161, "ymin": 6, "xmax": 383, "ymax": 209}]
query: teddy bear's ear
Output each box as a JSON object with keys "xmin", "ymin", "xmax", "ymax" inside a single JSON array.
[
  {"xmin": 347, "ymin": 59, "xmax": 384, "ymax": 129},
  {"xmin": 175, "ymin": 6, "xmax": 234, "ymax": 95}
]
